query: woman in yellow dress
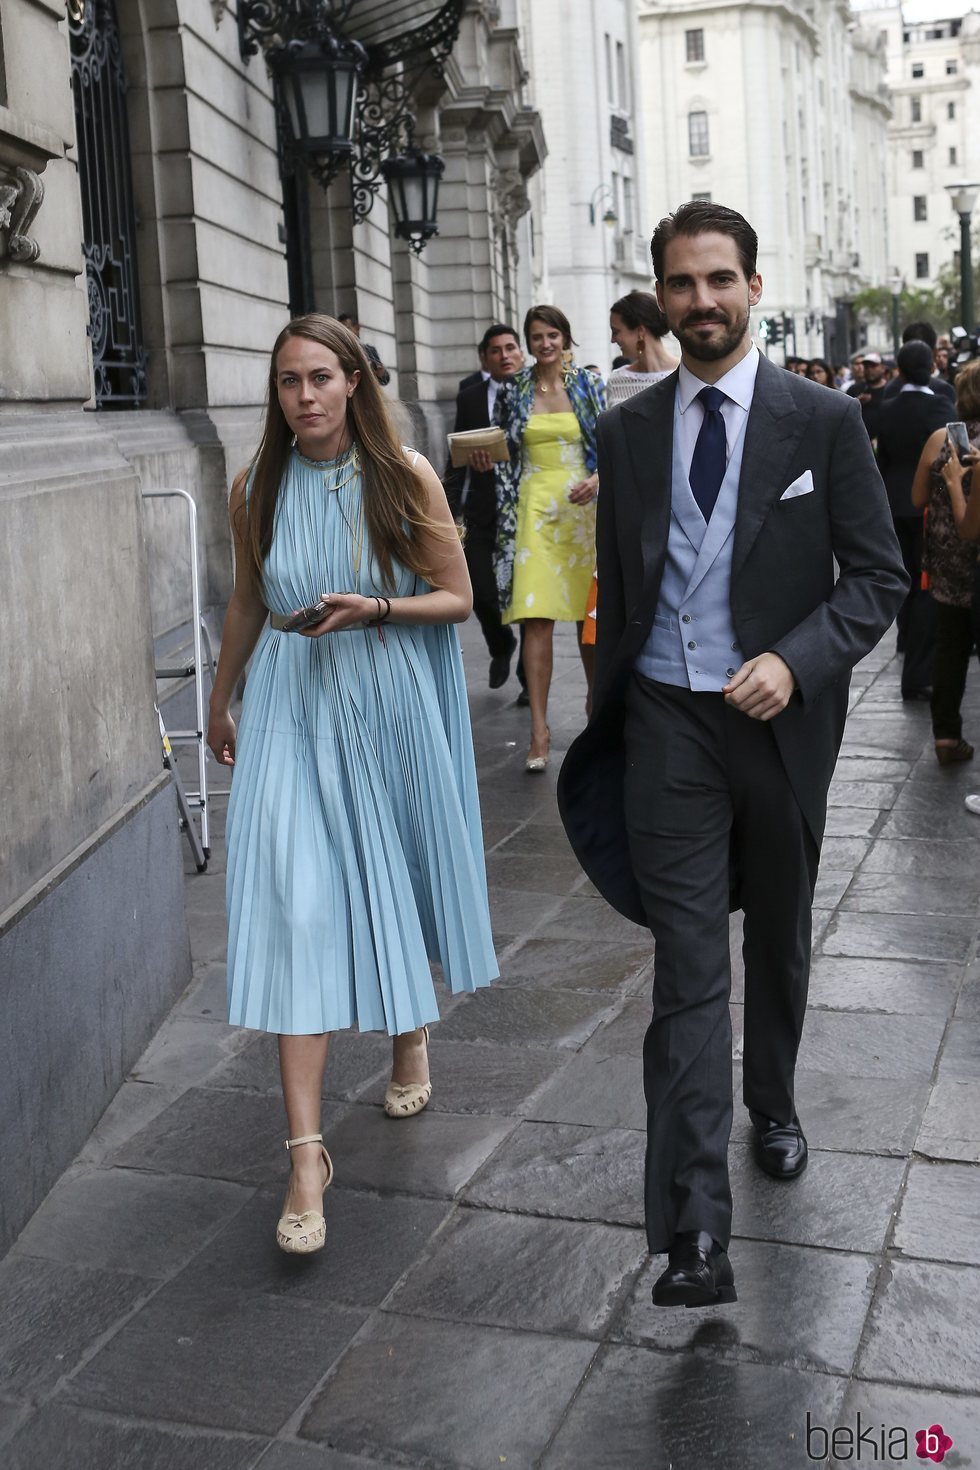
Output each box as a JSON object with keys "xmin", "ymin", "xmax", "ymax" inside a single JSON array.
[{"xmin": 493, "ymin": 306, "xmax": 606, "ymax": 770}]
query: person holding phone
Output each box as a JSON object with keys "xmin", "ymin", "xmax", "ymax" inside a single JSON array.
[
  {"xmin": 910, "ymin": 359, "xmax": 980, "ymax": 764},
  {"xmin": 206, "ymin": 314, "xmax": 497, "ymax": 1256}
]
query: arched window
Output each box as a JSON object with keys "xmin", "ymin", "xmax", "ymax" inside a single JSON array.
[{"xmin": 69, "ymin": 0, "xmax": 147, "ymax": 406}]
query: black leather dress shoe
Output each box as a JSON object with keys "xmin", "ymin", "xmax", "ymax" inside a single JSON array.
[
  {"xmin": 751, "ymin": 1115, "xmax": 808, "ymax": 1180},
  {"xmin": 515, "ymin": 686, "xmax": 530, "ymax": 707},
  {"xmin": 489, "ymin": 650, "xmax": 513, "ymax": 689},
  {"xmin": 651, "ymin": 1231, "xmax": 737, "ymax": 1309}
]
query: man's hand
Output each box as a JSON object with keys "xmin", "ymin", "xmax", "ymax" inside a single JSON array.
[
  {"xmin": 470, "ymin": 447, "xmax": 494, "ymax": 474},
  {"xmin": 723, "ymin": 652, "xmax": 795, "ymax": 721}
]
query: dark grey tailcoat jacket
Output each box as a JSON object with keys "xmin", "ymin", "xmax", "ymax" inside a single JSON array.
[{"xmin": 557, "ymin": 355, "xmax": 909, "ymax": 924}]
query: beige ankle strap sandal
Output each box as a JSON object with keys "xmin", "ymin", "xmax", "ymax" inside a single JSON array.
[
  {"xmin": 276, "ymin": 1132, "xmax": 334, "ymax": 1255},
  {"xmin": 383, "ymin": 1025, "xmax": 432, "ymax": 1119}
]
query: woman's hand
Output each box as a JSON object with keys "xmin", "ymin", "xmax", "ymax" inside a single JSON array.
[
  {"xmin": 207, "ymin": 706, "xmax": 237, "ymax": 766},
  {"xmin": 941, "ymin": 448, "xmax": 980, "ymax": 490},
  {"xmin": 298, "ymin": 593, "xmax": 377, "ymax": 635},
  {"xmin": 568, "ymin": 474, "xmax": 599, "ymax": 505}
]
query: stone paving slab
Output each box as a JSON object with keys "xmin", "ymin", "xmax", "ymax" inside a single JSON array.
[
  {"xmin": 857, "ymin": 1258, "xmax": 980, "ymax": 1392},
  {"xmin": 299, "ymin": 1313, "xmax": 597, "ymax": 1469},
  {"xmin": 3, "ymin": 619, "xmax": 980, "ymax": 1469},
  {"xmin": 3, "ymin": 1405, "xmax": 266, "ymax": 1470},
  {"xmin": 387, "ymin": 1208, "xmax": 646, "ymax": 1339},
  {"xmin": 806, "ymin": 955, "xmax": 961, "ymax": 1015},
  {"xmin": 916, "ymin": 1079, "xmax": 980, "ymax": 1162},
  {"xmin": 61, "ymin": 1282, "xmax": 368, "ymax": 1436},
  {"xmin": 9, "ymin": 1169, "xmax": 254, "ymax": 1279},
  {"xmin": 893, "ymin": 1159, "xmax": 980, "ymax": 1266},
  {"xmin": 539, "ymin": 1347, "xmax": 847, "ymax": 1470}
]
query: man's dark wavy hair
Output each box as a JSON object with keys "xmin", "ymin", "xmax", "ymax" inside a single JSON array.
[
  {"xmin": 651, "ymin": 201, "xmax": 758, "ymax": 284},
  {"xmin": 479, "ymin": 323, "xmax": 520, "ymax": 355}
]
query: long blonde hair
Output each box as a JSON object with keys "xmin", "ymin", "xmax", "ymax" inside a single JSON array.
[{"xmin": 241, "ymin": 314, "xmax": 443, "ymax": 590}]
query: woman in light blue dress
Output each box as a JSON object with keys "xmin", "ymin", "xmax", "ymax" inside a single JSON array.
[{"xmin": 207, "ymin": 315, "xmax": 498, "ymax": 1255}]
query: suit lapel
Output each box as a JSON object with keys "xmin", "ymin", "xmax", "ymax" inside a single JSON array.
[
  {"xmin": 732, "ymin": 356, "xmax": 814, "ymax": 580},
  {"xmin": 621, "ymin": 376, "xmax": 676, "ymax": 593}
]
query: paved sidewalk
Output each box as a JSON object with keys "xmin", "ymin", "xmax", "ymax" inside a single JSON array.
[{"xmin": 2, "ymin": 622, "xmax": 980, "ymax": 1469}]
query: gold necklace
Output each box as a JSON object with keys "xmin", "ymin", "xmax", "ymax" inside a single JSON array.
[
  {"xmin": 536, "ymin": 367, "xmax": 565, "ymax": 396},
  {"xmin": 328, "ymin": 446, "xmax": 363, "ymax": 576}
]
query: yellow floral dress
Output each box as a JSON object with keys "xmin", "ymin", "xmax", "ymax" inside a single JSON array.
[{"xmin": 503, "ymin": 413, "xmax": 597, "ymax": 624}]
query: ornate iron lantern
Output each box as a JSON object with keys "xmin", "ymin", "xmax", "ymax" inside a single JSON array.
[
  {"xmin": 382, "ymin": 147, "xmax": 444, "ymax": 254},
  {"xmin": 268, "ymin": 35, "xmax": 366, "ymax": 188},
  {"xmin": 238, "ymin": 1, "xmax": 464, "ymax": 254}
]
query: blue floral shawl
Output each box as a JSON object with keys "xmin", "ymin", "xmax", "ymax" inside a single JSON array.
[{"xmin": 491, "ymin": 364, "xmax": 606, "ymax": 608}]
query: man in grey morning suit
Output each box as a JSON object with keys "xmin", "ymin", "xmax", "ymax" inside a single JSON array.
[{"xmin": 558, "ymin": 202, "xmax": 908, "ymax": 1308}]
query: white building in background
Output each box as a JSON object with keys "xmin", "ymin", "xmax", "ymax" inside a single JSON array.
[
  {"xmin": 516, "ymin": 0, "xmax": 655, "ymax": 372},
  {"xmin": 635, "ymin": 0, "xmax": 891, "ymax": 363},
  {"xmin": 854, "ymin": 0, "xmax": 980, "ymax": 293}
]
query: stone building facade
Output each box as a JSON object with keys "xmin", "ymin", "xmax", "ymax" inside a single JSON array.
[
  {"xmin": 0, "ymin": 0, "xmax": 542, "ymax": 1250},
  {"xmin": 516, "ymin": 0, "xmax": 656, "ymax": 372},
  {"xmin": 857, "ymin": 0, "xmax": 980, "ymax": 294}
]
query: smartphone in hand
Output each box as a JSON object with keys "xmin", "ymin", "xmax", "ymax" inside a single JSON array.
[
  {"xmin": 946, "ymin": 421, "xmax": 973, "ymax": 465},
  {"xmin": 281, "ymin": 598, "xmax": 329, "ymax": 632}
]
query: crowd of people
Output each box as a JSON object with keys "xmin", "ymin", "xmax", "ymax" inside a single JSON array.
[
  {"xmin": 793, "ymin": 321, "xmax": 980, "ymax": 811},
  {"xmin": 199, "ymin": 197, "xmax": 972, "ymax": 1314}
]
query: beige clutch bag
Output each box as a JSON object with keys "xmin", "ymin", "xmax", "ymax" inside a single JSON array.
[{"xmin": 447, "ymin": 427, "xmax": 508, "ymax": 468}]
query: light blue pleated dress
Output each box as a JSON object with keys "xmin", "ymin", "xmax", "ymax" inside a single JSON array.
[{"xmin": 225, "ymin": 445, "xmax": 499, "ymax": 1035}]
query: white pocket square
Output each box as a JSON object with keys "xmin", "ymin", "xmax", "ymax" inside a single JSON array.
[{"xmin": 780, "ymin": 471, "xmax": 814, "ymax": 501}]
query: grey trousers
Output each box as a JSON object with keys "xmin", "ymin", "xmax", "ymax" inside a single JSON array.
[{"xmin": 624, "ymin": 674, "xmax": 819, "ymax": 1254}]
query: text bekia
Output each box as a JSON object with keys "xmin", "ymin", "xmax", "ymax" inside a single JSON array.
[{"xmin": 805, "ymin": 1412, "xmax": 953, "ymax": 1463}]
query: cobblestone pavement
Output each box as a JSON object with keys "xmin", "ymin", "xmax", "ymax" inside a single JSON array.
[{"xmin": 3, "ymin": 622, "xmax": 980, "ymax": 1469}]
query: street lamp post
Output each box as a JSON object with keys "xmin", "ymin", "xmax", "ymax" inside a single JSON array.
[
  {"xmin": 888, "ymin": 271, "xmax": 903, "ymax": 355},
  {"xmin": 946, "ymin": 181, "xmax": 980, "ymax": 331}
]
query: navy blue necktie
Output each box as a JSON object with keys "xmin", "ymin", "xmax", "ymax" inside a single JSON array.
[{"xmin": 689, "ymin": 385, "xmax": 727, "ymax": 523}]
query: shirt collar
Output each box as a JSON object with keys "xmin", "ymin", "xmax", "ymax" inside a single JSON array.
[
  {"xmin": 900, "ymin": 382, "xmax": 934, "ymax": 394},
  {"xmin": 678, "ymin": 343, "xmax": 760, "ymax": 414}
]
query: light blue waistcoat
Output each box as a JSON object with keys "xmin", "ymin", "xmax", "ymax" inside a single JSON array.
[{"xmin": 634, "ymin": 397, "xmax": 746, "ymax": 692}]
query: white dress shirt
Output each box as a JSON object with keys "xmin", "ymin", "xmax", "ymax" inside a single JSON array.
[
  {"xmin": 675, "ymin": 344, "xmax": 761, "ymax": 476},
  {"xmin": 486, "ymin": 375, "xmax": 501, "ymax": 423}
]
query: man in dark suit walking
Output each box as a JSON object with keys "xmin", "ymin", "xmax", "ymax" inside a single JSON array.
[
  {"xmin": 558, "ymin": 202, "xmax": 907, "ymax": 1308},
  {"xmin": 876, "ymin": 341, "xmax": 950, "ymax": 696},
  {"xmin": 445, "ymin": 324, "xmax": 526, "ymax": 692}
]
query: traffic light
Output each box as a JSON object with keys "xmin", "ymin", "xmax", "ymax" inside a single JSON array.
[{"xmin": 758, "ymin": 316, "xmax": 783, "ymax": 344}]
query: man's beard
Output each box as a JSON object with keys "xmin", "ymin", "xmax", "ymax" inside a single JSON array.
[{"xmin": 674, "ymin": 305, "xmax": 750, "ymax": 362}]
